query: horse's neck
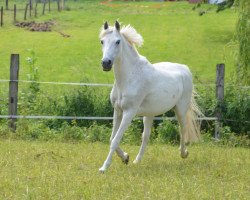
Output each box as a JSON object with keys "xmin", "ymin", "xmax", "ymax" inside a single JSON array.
[{"xmin": 114, "ymin": 42, "xmax": 140, "ymax": 89}]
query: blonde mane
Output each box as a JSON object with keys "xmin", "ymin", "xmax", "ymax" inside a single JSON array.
[
  {"xmin": 120, "ymin": 25, "xmax": 144, "ymax": 47},
  {"xmin": 99, "ymin": 24, "xmax": 144, "ymax": 47}
]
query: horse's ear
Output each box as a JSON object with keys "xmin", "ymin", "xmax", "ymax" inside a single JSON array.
[
  {"xmin": 104, "ymin": 21, "xmax": 109, "ymax": 30},
  {"xmin": 115, "ymin": 21, "xmax": 120, "ymax": 31}
]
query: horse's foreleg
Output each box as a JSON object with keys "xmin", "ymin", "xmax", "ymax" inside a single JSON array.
[
  {"xmin": 99, "ymin": 109, "xmax": 136, "ymax": 173},
  {"xmin": 133, "ymin": 116, "xmax": 153, "ymax": 164},
  {"xmin": 110, "ymin": 109, "xmax": 129, "ymax": 164}
]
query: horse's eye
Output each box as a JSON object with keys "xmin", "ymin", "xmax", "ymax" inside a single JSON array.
[
  {"xmin": 116, "ymin": 40, "xmax": 120, "ymax": 45},
  {"xmin": 101, "ymin": 40, "xmax": 104, "ymax": 45}
]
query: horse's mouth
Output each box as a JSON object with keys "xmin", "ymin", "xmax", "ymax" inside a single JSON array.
[{"xmin": 103, "ymin": 66, "xmax": 112, "ymax": 71}]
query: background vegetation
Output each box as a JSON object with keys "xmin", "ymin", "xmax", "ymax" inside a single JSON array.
[
  {"xmin": 235, "ymin": 0, "xmax": 250, "ymax": 84},
  {"xmin": 0, "ymin": 0, "xmax": 249, "ymax": 141}
]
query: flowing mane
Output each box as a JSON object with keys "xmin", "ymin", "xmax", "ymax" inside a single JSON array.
[
  {"xmin": 120, "ymin": 25, "xmax": 144, "ymax": 47},
  {"xmin": 99, "ymin": 24, "xmax": 144, "ymax": 47}
]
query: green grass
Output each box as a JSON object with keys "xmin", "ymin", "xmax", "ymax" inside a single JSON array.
[
  {"xmin": 0, "ymin": 140, "xmax": 249, "ymax": 199},
  {"xmin": 0, "ymin": 1, "xmax": 237, "ymax": 84}
]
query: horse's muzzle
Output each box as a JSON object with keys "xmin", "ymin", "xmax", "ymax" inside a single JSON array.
[{"xmin": 102, "ymin": 59, "xmax": 113, "ymax": 71}]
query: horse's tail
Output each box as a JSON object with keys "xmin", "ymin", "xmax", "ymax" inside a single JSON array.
[{"xmin": 184, "ymin": 90, "xmax": 203, "ymax": 143}]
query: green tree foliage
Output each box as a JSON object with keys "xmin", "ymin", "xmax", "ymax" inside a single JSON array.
[{"xmin": 235, "ymin": 0, "xmax": 250, "ymax": 85}]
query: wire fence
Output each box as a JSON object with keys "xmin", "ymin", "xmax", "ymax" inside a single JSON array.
[
  {"xmin": 0, "ymin": 78, "xmax": 222, "ymax": 122},
  {"xmin": 0, "ymin": 79, "xmax": 250, "ymax": 89},
  {"xmin": 0, "ymin": 114, "xmax": 218, "ymax": 121},
  {"xmin": 0, "ymin": 79, "xmax": 248, "ymax": 123}
]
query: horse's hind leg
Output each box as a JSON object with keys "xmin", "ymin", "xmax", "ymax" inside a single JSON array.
[
  {"xmin": 133, "ymin": 116, "xmax": 154, "ymax": 164},
  {"xmin": 111, "ymin": 109, "xmax": 129, "ymax": 164},
  {"xmin": 175, "ymin": 101, "xmax": 190, "ymax": 159}
]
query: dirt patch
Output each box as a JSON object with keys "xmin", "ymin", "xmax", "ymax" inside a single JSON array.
[
  {"xmin": 15, "ymin": 20, "xmax": 55, "ymax": 32},
  {"xmin": 100, "ymin": 0, "xmax": 121, "ymax": 7},
  {"xmin": 100, "ymin": 0, "xmax": 113, "ymax": 4}
]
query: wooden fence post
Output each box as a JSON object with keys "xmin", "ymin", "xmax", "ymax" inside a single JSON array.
[
  {"xmin": 35, "ymin": 2, "xmax": 38, "ymax": 18},
  {"xmin": 8, "ymin": 54, "xmax": 20, "ymax": 131},
  {"xmin": 215, "ymin": 63, "xmax": 225, "ymax": 139},
  {"xmin": 57, "ymin": 0, "xmax": 60, "ymax": 12},
  {"xmin": 29, "ymin": 1, "xmax": 32, "ymax": 17},
  {"xmin": 14, "ymin": 4, "xmax": 16, "ymax": 23},
  {"xmin": 29, "ymin": 0, "xmax": 33, "ymax": 10},
  {"xmin": 61, "ymin": 0, "xmax": 65, "ymax": 10},
  {"xmin": 1, "ymin": 6, "xmax": 3, "ymax": 27},
  {"xmin": 6, "ymin": 0, "xmax": 8, "ymax": 10},
  {"xmin": 24, "ymin": 3, "xmax": 29, "ymax": 20},
  {"xmin": 42, "ymin": 2, "xmax": 46, "ymax": 15}
]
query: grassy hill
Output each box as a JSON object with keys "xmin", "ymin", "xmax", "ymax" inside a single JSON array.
[{"xmin": 0, "ymin": 1, "xmax": 237, "ymax": 84}]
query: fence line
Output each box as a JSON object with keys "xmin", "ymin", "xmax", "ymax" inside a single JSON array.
[
  {"xmin": 0, "ymin": 79, "xmax": 113, "ymax": 87},
  {"xmin": 0, "ymin": 79, "xmax": 249, "ymax": 89},
  {"xmin": 0, "ymin": 115, "xmax": 217, "ymax": 121},
  {"xmin": 1, "ymin": 115, "xmax": 248, "ymax": 123},
  {"xmin": 0, "ymin": 54, "xmax": 249, "ymax": 137}
]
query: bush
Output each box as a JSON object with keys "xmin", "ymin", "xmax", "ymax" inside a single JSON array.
[
  {"xmin": 19, "ymin": 85, "xmax": 113, "ymax": 129},
  {"xmin": 122, "ymin": 119, "xmax": 143, "ymax": 145},
  {"xmin": 155, "ymin": 120, "xmax": 179, "ymax": 145},
  {"xmin": 85, "ymin": 122, "xmax": 111, "ymax": 143},
  {"xmin": 196, "ymin": 85, "xmax": 249, "ymax": 136},
  {"xmin": 222, "ymin": 86, "xmax": 250, "ymax": 135}
]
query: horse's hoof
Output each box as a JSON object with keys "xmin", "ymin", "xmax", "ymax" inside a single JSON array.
[
  {"xmin": 99, "ymin": 167, "xmax": 106, "ymax": 173},
  {"xmin": 123, "ymin": 153, "xmax": 129, "ymax": 165},
  {"xmin": 181, "ymin": 150, "xmax": 189, "ymax": 159},
  {"xmin": 133, "ymin": 159, "xmax": 139, "ymax": 164}
]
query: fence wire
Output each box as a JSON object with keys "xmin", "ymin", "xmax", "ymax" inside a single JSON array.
[
  {"xmin": 0, "ymin": 79, "xmax": 249, "ymax": 122},
  {"xmin": 0, "ymin": 115, "xmax": 217, "ymax": 121},
  {"xmin": 0, "ymin": 79, "xmax": 249, "ymax": 89}
]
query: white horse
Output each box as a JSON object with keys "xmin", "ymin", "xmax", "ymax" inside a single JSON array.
[{"xmin": 99, "ymin": 21, "xmax": 202, "ymax": 172}]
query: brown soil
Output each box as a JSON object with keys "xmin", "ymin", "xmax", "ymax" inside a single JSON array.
[{"xmin": 15, "ymin": 20, "xmax": 55, "ymax": 32}]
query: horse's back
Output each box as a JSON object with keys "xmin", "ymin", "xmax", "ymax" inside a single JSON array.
[
  {"xmin": 153, "ymin": 62, "xmax": 192, "ymax": 77},
  {"xmin": 152, "ymin": 62, "xmax": 193, "ymax": 90},
  {"xmin": 136, "ymin": 62, "xmax": 193, "ymax": 116}
]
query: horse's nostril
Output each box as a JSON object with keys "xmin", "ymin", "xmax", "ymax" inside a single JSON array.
[{"xmin": 108, "ymin": 60, "xmax": 111, "ymax": 65}]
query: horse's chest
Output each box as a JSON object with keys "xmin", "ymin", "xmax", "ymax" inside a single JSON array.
[{"xmin": 111, "ymin": 87, "xmax": 143, "ymax": 111}]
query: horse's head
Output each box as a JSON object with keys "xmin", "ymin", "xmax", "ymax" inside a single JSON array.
[{"xmin": 100, "ymin": 21, "xmax": 122, "ymax": 71}]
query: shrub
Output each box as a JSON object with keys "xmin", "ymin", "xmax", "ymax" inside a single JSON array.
[
  {"xmin": 222, "ymin": 86, "xmax": 250, "ymax": 135},
  {"xmin": 122, "ymin": 119, "xmax": 143, "ymax": 145},
  {"xmin": 155, "ymin": 120, "xmax": 179, "ymax": 145}
]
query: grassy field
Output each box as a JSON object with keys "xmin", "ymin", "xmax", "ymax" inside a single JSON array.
[
  {"xmin": 0, "ymin": 0, "xmax": 237, "ymax": 84},
  {"xmin": 0, "ymin": 140, "xmax": 249, "ymax": 199}
]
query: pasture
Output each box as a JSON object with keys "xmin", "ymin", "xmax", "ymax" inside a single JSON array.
[
  {"xmin": 0, "ymin": 1, "xmax": 237, "ymax": 84},
  {"xmin": 0, "ymin": 140, "xmax": 249, "ymax": 199}
]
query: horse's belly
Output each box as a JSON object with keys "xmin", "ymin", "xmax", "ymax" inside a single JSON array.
[{"xmin": 137, "ymin": 93, "xmax": 179, "ymax": 116}]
